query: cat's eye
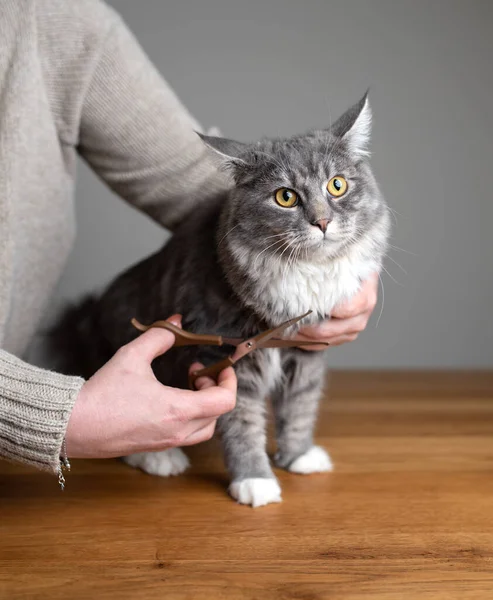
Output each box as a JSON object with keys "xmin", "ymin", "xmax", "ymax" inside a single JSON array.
[
  {"xmin": 275, "ymin": 188, "xmax": 299, "ymax": 208},
  {"xmin": 327, "ymin": 176, "xmax": 348, "ymax": 198}
]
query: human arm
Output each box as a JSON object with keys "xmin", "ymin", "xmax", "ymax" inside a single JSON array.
[
  {"xmin": 0, "ymin": 351, "xmax": 84, "ymax": 472},
  {"xmin": 73, "ymin": 1, "xmax": 228, "ymax": 230},
  {"xmin": 0, "ymin": 316, "xmax": 236, "ymax": 471}
]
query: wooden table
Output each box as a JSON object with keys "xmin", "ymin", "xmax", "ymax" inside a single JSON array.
[{"xmin": 1, "ymin": 371, "xmax": 492, "ymax": 599}]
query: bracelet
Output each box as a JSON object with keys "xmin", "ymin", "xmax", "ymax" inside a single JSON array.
[{"xmin": 58, "ymin": 437, "xmax": 71, "ymax": 491}]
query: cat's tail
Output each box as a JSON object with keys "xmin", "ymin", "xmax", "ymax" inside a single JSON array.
[{"xmin": 48, "ymin": 296, "xmax": 113, "ymax": 380}]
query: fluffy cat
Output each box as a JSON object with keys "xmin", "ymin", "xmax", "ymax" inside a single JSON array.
[{"xmin": 53, "ymin": 93, "xmax": 390, "ymax": 507}]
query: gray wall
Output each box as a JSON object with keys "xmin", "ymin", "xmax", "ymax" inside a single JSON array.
[{"xmin": 53, "ymin": 0, "xmax": 493, "ymax": 369}]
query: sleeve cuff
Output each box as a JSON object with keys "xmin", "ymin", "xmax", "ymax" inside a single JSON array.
[{"xmin": 0, "ymin": 350, "xmax": 85, "ymax": 473}]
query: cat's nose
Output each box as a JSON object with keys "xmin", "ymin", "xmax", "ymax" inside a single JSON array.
[{"xmin": 312, "ymin": 218, "xmax": 332, "ymax": 234}]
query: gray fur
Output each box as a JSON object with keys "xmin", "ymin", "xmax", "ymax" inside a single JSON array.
[
  {"xmin": 52, "ymin": 94, "xmax": 390, "ymax": 498},
  {"xmin": 273, "ymin": 350, "xmax": 327, "ymax": 469}
]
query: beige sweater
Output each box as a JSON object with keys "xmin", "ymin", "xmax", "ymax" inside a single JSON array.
[{"xmin": 0, "ymin": 0, "xmax": 226, "ymax": 473}]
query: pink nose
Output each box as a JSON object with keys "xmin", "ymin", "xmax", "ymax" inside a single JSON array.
[{"xmin": 313, "ymin": 218, "xmax": 331, "ymax": 233}]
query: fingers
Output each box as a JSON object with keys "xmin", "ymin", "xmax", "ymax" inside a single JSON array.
[
  {"xmin": 192, "ymin": 385, "xmax": 236, "ymax": 418},
  {"xmin": 179, "ymin": 369, "xmax": 239, "ymax": 445},
  {"xmin": 193, "ymin": 376, "xmax": 216, "ymax": 390},
  {"xmin": 322, "ymin": 333, "xmax": 359, "ymax": 347},
  {"xmin": 178, "ymin": 363, "xmax": 236, "ymax": 420},
  {"xmin": 180, "ymin": 418, "xmax": 217, "ymax": 447},
  {"xmin": 188, "ymin": 362, "xmax": 237, "ymax": 397},
  {"xmin": 189, "ymin": 362, "xmax": 217, "ymax": 391},
  {"xmin": 331, "ymin": 273, "xmax": 378, "ymax": 320},
  {"xmin": 122, "ymin": 314, "xmax": 182, "ymax": 363},
  {"xmin": 298, "ymin": 313, "xmax": 369, "ymax": 343},
  {"xmin": 295, "ymin": 273, "xmax": 379, "ymax": 350},
  {"xmin": 215, "ymin": 366, "xmax": 237, "ymax": 394}
]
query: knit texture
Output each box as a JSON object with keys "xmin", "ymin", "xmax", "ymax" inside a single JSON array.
[
  {"xmin": 0, "ymin": 351, "xmax": 84, "ymax": 471},
  {"xmin": 0, "ymin": 0, "xmax": 228, "ymax": 472}
]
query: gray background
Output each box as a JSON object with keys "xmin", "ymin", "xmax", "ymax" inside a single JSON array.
[{"xmin": 51, "ymin": 0, "xmax": 493, "ymax": 369}]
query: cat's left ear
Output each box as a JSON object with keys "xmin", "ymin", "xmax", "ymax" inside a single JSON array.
[
  {"xmin": 331, "ymin": 92, "xmax": 372, "ymax": 157},
  {"xmin": 197, "ymin": 133, "xmax": 249, "ymax": 168}
]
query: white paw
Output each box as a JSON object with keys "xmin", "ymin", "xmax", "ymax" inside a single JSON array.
[
  {"xmin": 229, "ymin": 478, "xmax": 282, "ymax": 508},
  {"xmin": 124, "ymin": 448, "xmax": 190, "ymax": 477},
  {"xmin": 288, "ymin": 446, "xmax": 333, "ymax": 474}
]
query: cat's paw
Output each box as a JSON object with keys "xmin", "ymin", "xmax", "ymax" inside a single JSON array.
[
  {"xmin": 229, "ymin": 478, "xmax": 282, "ymax": 508},
  {"xmin": 288, "ymin": 446, "xmax": 333, "ymax": 474},
  {"xmin": 124, "ymin": 448, "xmax": 190, "ymax": 477}
]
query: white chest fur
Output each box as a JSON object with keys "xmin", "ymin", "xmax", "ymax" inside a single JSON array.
[{"xmin": 231, "ymin": 238, "xmax": 378, "ymax": 324}]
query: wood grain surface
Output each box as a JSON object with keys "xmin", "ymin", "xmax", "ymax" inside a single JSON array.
[{"xmin": 1, "ymin": 371, "xmax": 492, "ymax": 600}]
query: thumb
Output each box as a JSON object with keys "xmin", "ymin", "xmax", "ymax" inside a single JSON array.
[{"xmin": 129, "ymin": 314, "xmax": 181, "ymax": 363}]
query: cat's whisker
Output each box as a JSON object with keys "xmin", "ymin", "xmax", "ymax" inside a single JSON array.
[
  {"xmin": 321, "ymin": 97, "xmax": 334, "ymax": 168},
  {"xmin": 251, "ymin": 233, "xmax": 290, "ymax": 268},
  {"xmin": 385, "ymin": 205, "xmax": 400, "ymax": 227},
  {"xmin": 294, "ymin": 240, "xmax": 305, "ymax": 268},
  {"xmin": 280, "ymin": 235, "xmax": 303, "ymax": 291},
  {"xmin": 217, "ymin": 223, "xmax": 240, "ymax": 247},
  {"xmin": 380, "ymin": 264, "xmax": 404, "ymax": 287},
  {"xmin": 279, "ymin": 235, "xmax": 301, "ymax": 261},
  {"xmin": 376, "ymin": 271, "xmax": 385, "ymax": 327},
  {"xmin": 287, "ymin": 238, "xmax": 302, "ymax": 273},
  {"xmin": 252, "ymin": 237, "xmax": 287, "ymax": 269},
  {"xmin": 267, "ymin": 144, "xmax": 292, "ymax": 175},
  {"xmin": 253, "ymin": 233, "xmax": 287, "ymax": 254},
  {"xmin": 325, "ymin": 132, "xmax": 345, "ymax": 168},
  {"xmin": 268, "ymin": 237, "xmax": 292, "ymax": 266},
  {"xmin": 260, "ymin": 232, "xmax": 289, "ymax": 243},
  {"xmin": 388, "ymin": 243, "xmax": 417, "ymax": 256},
  {"xmin": 278, "ymin": 235, "xmax": 298, "ymax": 274},
  {"xmin": 254, "ymin": 150, "xmax": 290, "ymax": 179},
  {"xmin": 385, "ymin": 254, "xmax": 407, "ymax": 275}
]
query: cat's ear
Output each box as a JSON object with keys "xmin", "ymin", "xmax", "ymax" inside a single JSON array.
[
  {"xmin": 197, "ymin": 133, "xmax": 249, "ymax": 167},
  {"xmin": 331, "ymin": 92, "xmax": 372, "ymax": 157}
]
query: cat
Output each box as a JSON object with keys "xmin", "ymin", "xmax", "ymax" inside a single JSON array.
[{"xmin": 52, "ymin": 93, "xmax": 390, "ymax": 507}]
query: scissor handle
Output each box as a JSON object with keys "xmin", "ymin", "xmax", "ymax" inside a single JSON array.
[
  {"xmin": 188, "ymin": 357, "xmax": 235, "ymax": 390},
  {"xmin": 131, "ymin": 318, "xmax": 223, "ymax": 347}
]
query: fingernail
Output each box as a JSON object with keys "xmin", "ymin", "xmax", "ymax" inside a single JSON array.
[{"xmin": 167, "ymin": 314, "xmax": 182, "ymax": 327}]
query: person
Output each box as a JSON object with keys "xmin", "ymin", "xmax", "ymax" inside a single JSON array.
[{"xmin": 0, "ymin": 0, "xmax": 379, "ymax": 480}]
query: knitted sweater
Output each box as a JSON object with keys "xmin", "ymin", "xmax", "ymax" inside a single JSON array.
[{"xmin": 0, "ymin": 0, "xmax": 226, "ymax": 473}]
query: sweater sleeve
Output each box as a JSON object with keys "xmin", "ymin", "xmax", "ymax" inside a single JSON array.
[
  {"xmin": 77, "ymin": 3, "xmax": 229, "ymax": 231},
  {"xmin": 0, "ymin": 350, "xmax": 84, "ymax": 473}
]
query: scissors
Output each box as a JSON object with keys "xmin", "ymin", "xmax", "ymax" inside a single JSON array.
[{"xmin": 131, "ymin": 310, "xmax": 328, "ymax": 389}]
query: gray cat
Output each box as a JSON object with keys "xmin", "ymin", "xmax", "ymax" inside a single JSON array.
[{"xmin": 53, "ymin": 93, "xmax": 390, "ymax": 507}]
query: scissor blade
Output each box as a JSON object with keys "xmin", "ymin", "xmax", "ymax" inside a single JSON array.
[
  {"xmin": 261, "ymin": 338, "xmax": 329, "ymax": 348},
  {"xmin": 253, "ymin": 310, "xmax": 312, "ymax": 347}
]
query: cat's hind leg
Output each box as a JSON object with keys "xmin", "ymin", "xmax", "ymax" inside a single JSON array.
[
  {"xmin": 123, "ymin": 448, "xmax": 190, "ymax": 476},
  {"xmin": 273, "ymin": 350, "xmax": 333, "ymax": 474},
  {"xmin": 122, "ymin": 351, "xmax": 193, "ymax": 477}
]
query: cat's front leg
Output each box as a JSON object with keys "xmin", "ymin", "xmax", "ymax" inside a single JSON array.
[
  {"xmin": 218, "ymin": 351, "xmax": 282, "ymax": 508},
  {"xmin": 273, "ymin": 350, "xmax": 333, "ymax": 474}
]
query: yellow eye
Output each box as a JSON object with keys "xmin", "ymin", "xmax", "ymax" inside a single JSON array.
[
  {"xmin": 327, "ymin": 176, "xmax": 348, "ymax": 197},
  {"xmin": 275, "ymin": 188, "xmax": 299, "ymax": 208}
]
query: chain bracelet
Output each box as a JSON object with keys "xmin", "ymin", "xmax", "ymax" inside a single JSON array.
[{"xmin": 58, "ymin": 437, "xmax": 71, "ymax": 491}]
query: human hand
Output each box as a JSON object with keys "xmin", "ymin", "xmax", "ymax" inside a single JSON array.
[
  {"xmin": 295, "ymin": 273, "xmax": 379, "ymax": 350},
  {"xmin": 65, "ymin": 315, "xmax": 236, "ymax": 459}
]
